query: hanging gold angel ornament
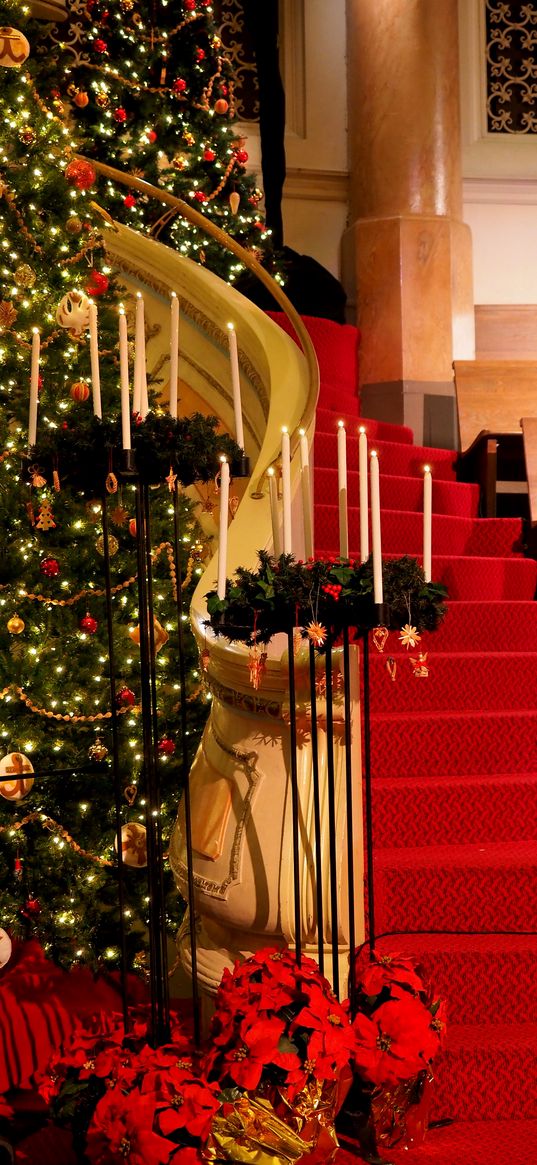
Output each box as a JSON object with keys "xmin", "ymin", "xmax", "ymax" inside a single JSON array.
[{"xmin": 248, "ymin": 643, "xmax": 268, "ymax": 690}]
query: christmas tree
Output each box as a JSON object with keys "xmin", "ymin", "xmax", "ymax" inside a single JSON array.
[
  {"xmin": 0, "ymin": 0, "xmax": 233, "ymax": 973},
  {"xmin": 37, "ymin": 0, "xmax": 277, "ymax": 284}
]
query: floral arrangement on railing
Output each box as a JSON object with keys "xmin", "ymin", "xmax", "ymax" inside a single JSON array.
[
  {"xmin": 31, "ymin": 945, "xmax": 446, "ymax": 1164},
  {"xmin": 340, "ymin": 948, "xmax": 448, "ymax": 1158},
  {"xmin": 206, "ymin": 550, "xmax": 448, "ymax": 647}
]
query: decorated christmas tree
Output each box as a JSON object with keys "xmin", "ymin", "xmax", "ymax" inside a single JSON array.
[
  {"xmin": 0, "ymin": 0, "xmax": 234, "ymax": 974},
  {"xmin": 36, "ymin": 0, "xmax": 277, "ymax": 283}
]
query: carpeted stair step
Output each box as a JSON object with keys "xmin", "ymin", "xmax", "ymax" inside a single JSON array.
[
  {"xmin": 368, "ymin": 651, "xmax": 537, "ymax": 711},
  {"xmin": 392, "ymin": 553, "xmax": 537, "ymax": 600},
  {"xmin": 336, "ymin": 1120, "xmax": 537, "ymax": 1165},
  {"xmin": 372, "ymin": 774, "xmax": 537, "ymax": 848},
  {"xmin": 314, "ymin": 432, "xmax": 457, "ymax": 479},
  {"xmin": 430, "ymin": 1023, "xmax": 537, "ymax": 1121},
  {"xmin": 432, "ymin": 600, "xmax": 537, "ymax": 651},
  {"xmin": 314, "ymin": 467, "xmax": 479, "ymax": 517},
  {"xmin": 375, "ymin": 840, "xmax": 537, "ymax": 933},
  {"xmin": 315, "ymin": 506, "xmax": 524, "ymax": 558},
  {"xmin": 370, "ymin": 707, "xmax": 537, "ymax": 777},
  {"xmin": 373, "ymin": 933, "xmax": 537, "ymax": 1025},
  {"xmin": 315, "ymin": 407, "xmax": 415, "ymax": 445}
]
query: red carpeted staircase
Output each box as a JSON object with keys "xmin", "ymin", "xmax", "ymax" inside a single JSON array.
[{"xmin": 270, "ymin": 313, "xmax": 537, "ymax": 1165}]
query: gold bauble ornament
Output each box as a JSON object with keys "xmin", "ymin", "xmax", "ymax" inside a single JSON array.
[
  {"xmin": 66, "ymin": 216, "xmax": 83, "ymax": 235},
  {"xmin": 0, "ymin": 752, "xmax": 34, "ymax": 801},
  {"xmin": 183, "ymin": 130, "xmax": 195, "ymax": 146},
  {"xmin": 7, "ymin": 613, "xmax": 25, "ymax": 635},
  {"xmin": 14, "ymin": 263, "xmax": 36, "ymax": 288},
  {"xmin": 95, "ymin": 533, "xmax": 119, "ymax": 557},
  {"xmin": 0, "ymin": 26, "xmax": 30, "ymax": 68},
  {"xmin": 172, "ymin": 153, "xmax": 188, "ymax": 171},
  {"xmin": 96, "ymin": 92, "xmax": 110, "ymax": 109},
  {"xmin": 0, "ymin": 300, "xmax": 17, "ymax": 327},
  {"xmin": 18, "ymin": 126, "xmax": 35, "ymax": 146},
  {"xmin": 120, "ymin": 0, "xmax": 134, "ymax": 10}
]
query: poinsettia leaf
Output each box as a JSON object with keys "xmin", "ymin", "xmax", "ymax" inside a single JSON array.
[{"xmin": 277, "ymin": 1035, "xmax": 299, "ymax": 1055}]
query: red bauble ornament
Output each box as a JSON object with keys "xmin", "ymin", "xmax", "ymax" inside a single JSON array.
[
  {"xmin": 203, "ymin": 147, "xmax": 216, "ymax": 162},
  {"xmin": 214, "ymin": 98, "xmax": 229, "ymax": 115},
  {"xmin": 172, "ymin": 77, "xmax": 187, "ymax": 94},
  {"xmin": 22, "ymin": 897, "xmax": 41, "ymax": 919},
  {"xmin": 116, "ymin": 686, "xmax": 136, "ymax": 708},
  {"xmin": 235, "ymin": 149, "xmax": 249, "ymax": 164},
  {"xmin": 114, "ymin": 107, "xmax": 127, "ymax": 124},
  {"xmin": 70, "ymin": 380, "xmax": 90, "ymax": 402},
  {"xmin": 79, "ymin": 612, "xmax": 98, "ymax": 635},
  {"xmin": 147, "ymin": 129, "xmax": 157, "ymax": 143},
  {"xmin": 124, "ymin": 194, "xmax": 136, "ymax": 208},
  {"xmin": 94, "ymin": 38, "xmax": 108, "ymax": 53},
  {"xmin": 220, "ymin": 85, "xmax": 228, "ymax": 96},
  {"xmin": 128, "ymin": 518, "xmax": 137, "ymax": 537},
  {"xmin": 193, "ymin": 190, "xmax": 207, "ymax": 203},
  {"xmin": 85, "ymin": 270, "xmax": 109, "ymax": 297},
  {"xmin": 184, "ymin": 0, "xmax": 196, "ymax": 9},
  {"xmin": 40, "ymin": 556, "xmax": 60, "ymax": 578},
  {"xmin": 65, "ymin": 158, "xmax": 96, "ymax": 191},
  {"xmin": 195, "ymin": 48, "xmax": 205, "ymax": 61},
  {"xmin": 158, "ymin": 737, "xmax": 176, "ymax": 756}
]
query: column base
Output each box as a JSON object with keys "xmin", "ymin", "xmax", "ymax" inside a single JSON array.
[{"xmin": 360, "ymin": 378, "xmax": 457, "ymax": 449}]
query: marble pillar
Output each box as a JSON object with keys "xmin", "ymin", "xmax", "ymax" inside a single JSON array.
[{"xmin": 344, "ymin": 0, "xmax": 474, "ymax": 448}]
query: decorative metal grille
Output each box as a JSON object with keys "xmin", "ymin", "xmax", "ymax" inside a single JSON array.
[
  {"xmin": 486, "ymin": 1, "xmax": 537, "ymax": 133},
  {"xmin": 213, "ymin": 0, "xmax": 259, "ymax": 122}
]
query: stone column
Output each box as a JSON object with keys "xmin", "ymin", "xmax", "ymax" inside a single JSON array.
[{"xmin": 344, "ymin": 0, "xmax": 474, "ymax": 448}]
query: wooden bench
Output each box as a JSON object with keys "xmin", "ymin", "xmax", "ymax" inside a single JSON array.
[{"xmin": 453, "ymin": 360, "xmax": 537, "ymax": 527}]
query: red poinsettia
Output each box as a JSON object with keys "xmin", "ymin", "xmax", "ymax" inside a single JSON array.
[
  {"xmin": 86, "ymin": 1087, "xmax": 176, "ymax": 1165},
  {"xmin": 356, "ymin": 949, "xmax": 428, "ymax": 998},
  {"xmin": 151, "ymin": 1067, "xmax": 221, "ymax": 1140},
  {"xmin": 353, "ymin": 994, "xmax": 441, "ymax": 1087}
]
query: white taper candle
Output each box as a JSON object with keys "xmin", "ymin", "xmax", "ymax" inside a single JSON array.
[
  {"xmin": 423, "ymin": 465, "xmax": 432, "ymax": 583},
  {"xmin": 134, "ymin": 292, "xmax": 148, "ymax": 418},
  {"xmin": 28, "ymin": 327, "xmax": 40, "ymax": 448},
  {"xmin": 217, "ymin": 457, "xmax": 230, "ymax": 599},
  {"xmin": 370, "ymin": 450, "xmax": 383, "ymax": 604},
  {"xmin": 359, "ymin": 426, "xmax": 369, "ymax": 563},
  {"xmin": 118, "ymin": 308, "xmax": 131, "ymax": 451},
  {"xmin": 299, "ymin": 429, "xmax": 314, "ymax": 559},
  {"xmin": 267, "ymin": 466, "xmax": 282, "ymax": 558},
  {"xmin": 337, "ymin": 420, "xmax": 349, "ymax": 558},
  {"xmin": 88, "ymin": 300, "xmax": 102, "ymax": 420},
  {"xmin": 227, "ymin": 323, "xmax": 244, "ymax": 450},
  {"xmin": 169, "ymin": 291, "xmax": 179, "ymax": 419},
  {"xmin": 281, "ymin": 426, "xmax": 292, "ymax": 554}
]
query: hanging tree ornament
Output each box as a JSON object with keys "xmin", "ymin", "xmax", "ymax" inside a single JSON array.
[
  {"xmin": 40, "ymin": 555, "xmax": 60, "ymax": 577},
  {"xmin": 0, "ymin": 26, "xmax": 30, "ymax": 67},
  {"xmin": 88, "ymin": 738, "xmax": 109, "ymax": 762},
  {"xmin": 18, "ymin": 126, "xmax": 35, "ymax": 146},
  {"xmin": 229, "ymin": 191, "xmax": 240, "ymax": 215},
  {"xmin": 129, "ymin": 615, "xmax": 169, "ymax": 656},
  {"xmin": 79, "ymin": 612, "xmax": 98, "ymax": 635},
  {"xmin": 410, "ymin": 652, "xmax": 429, "ymax": 678},
  {"xmin": 372, "ymin": 626, "xmax": 389, "ymax": 653},
  {"xmin": 56, "ymin": 289, "xmax": 91, "ymax": 337},
  {"xmin": 70, "ymin": 380, "xmax": 90, "ymax": 402},
  {"xmin": 0, "ymin": 752, "xmax": 35, "ymax": 801},
  {"xmin": 95, "ymin": 533, "xmax": 119, "ymax": 557},
  {"xmin": 14, "ymin": 263, "xmax": 36, "ymax": 289},
  {"xmin": 0, "ymin": 300, "xmax": 17, "ymax": 327},
  {"xmin": 385, "ymin": 657, "xmax": 397, "ymax": 682},
  {"xmin": 64, "ymin": 158, "xmax": 97, "ymax": 191},
  {"xmin": 115, "ymin": 822, "xmax": 147, "ymax": 868},
  {"xmin": 398, "ymin": 624, "xmax": 421, "ymax": 650},
  {"xmin": 116, "ymin": 686, "xmax": 136, "ymax": 708},
  {"xmin": 306, "ymin": 621, "xmax": 327, "ymax": 648},
  {"xmin": 158, "ymin": 737, "xmax": 176, "ymax": 756},
  {"xmin": 36, "ymin": 499, "xmax": 56, "ymax": 530},
  {"xmin": 248, "ymin": 643, "xmax": 267, "ymax": 691},
  {"xmin": 7, "ymin": 613, "xmax": 25, "ymax": 635}
]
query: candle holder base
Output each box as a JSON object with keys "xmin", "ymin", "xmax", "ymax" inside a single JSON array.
[
  {"xmin": 373, "ymin": 603, "xmax": 389, "ymax": 627},
  {"xmin": 121, "ymin": 449, "xmax": 137, "ymax": 477},
  {"xmin": 231, "ymin": 454, "xmax": 250, "ymax": 479}
]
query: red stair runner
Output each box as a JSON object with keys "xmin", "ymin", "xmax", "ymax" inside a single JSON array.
[{"xmin": 271, "ymin": 314, "xmax": 537, "ymax": 1164}]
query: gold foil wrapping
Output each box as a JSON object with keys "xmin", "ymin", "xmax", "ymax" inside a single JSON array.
[{"xmin": 204, "ymin": 1095, "xmax": 311, "ymax": 1162}]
